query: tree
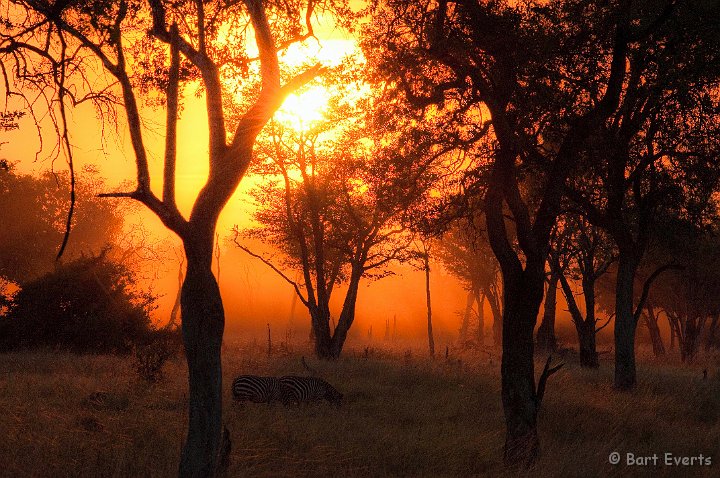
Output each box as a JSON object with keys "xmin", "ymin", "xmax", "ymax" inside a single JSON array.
[
  {"xmin": 550, "ymin": 215, "xmax": 615, "ymax": 368},
  {"xmin": 416, "ymin": 238, "xmax": 435, "ymax": 357},
  {"xmin": 2, "ymin": 1, "xmax": 354, "ymax": 474},
  {"xmin": 562, "ymin": 1, "xmax": 720, "ymax": 388},
  {"xmin": 365, "ymin": 0, "xmax": 654, "ymax": 464},
  {"xmin": 236, "ymin": 87, "xmax": 421, "ymax": 359},
  {"xmin": 642, "ymin": 217, "xmax": 720, "ymax": 362},
  {"xmin": 536, "ymin": 269, "xmax": 560, "ymax": 352},
  {"xmin": 0, "ymin": 164, "xmax": 124, "ymax": 284},
  {"xmin": 434, "ymin": 219, "xmax": 502, "ymax": 348},
  {"xmin": 0, "ymin": 253, "xmax": 156, "ymax": 353}
]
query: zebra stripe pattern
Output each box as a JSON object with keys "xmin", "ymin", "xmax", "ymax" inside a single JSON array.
[
  {"xmin": 231, "ymin": 375, "xmax": 289, "ymax": 404},
  {"xmin": 279, "ymin": 375, "xmax": 343, "ymax": 406}
]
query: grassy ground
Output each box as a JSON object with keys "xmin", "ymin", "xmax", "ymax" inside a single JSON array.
[{"xmin": 0, "ymin": 339, "xmax": 718, "ymax": 477}]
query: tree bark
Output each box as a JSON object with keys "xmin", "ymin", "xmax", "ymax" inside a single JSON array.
[
  {"xmin": 179, "ymin": 244, "xmax": 225, "ymax": 478},
  {"xmin": 680, "ymin": 315, "xmax": 707, "ymax": 363},
  {"xmin": 680, "ymin": 318, "xmax": 697, "ymax": 362},
  {"xmin": 669, "ymin": 314, "xmax": 677, "ymax": 351},
  {"xmin": 614, "ymin": 251, "xmax": 639, "ymax": 390},
  {"xmin": 330, "ymin": 267, "xmax": 363, "ymax": 358},
  {"xmin": 424, "ymin": 251, "xmax": 435, "ymax": 357},
  {"xmin": 459, "ymin": 289, "xmax": 474, "ymax": 344},
  {"xmin": 501, "ymin": 270, "xmax": 545, "ymax": 466},
  {"xmin": 167, "ymin": 258, "xmax": 184, "ymax": 329},
  {"xmin": 556, "ymin": 264, "xmax": 599, "ymax": 368},
  {"xmin": 486, "ymin": 285, "xmax": 502, "ymax": 347},
  {"xmin": 705, "ymin": 314, "xmax": 719, "ymax": 351},
  {"xmin": 310, "ymin": 304, "xmax": 334, "ymax": 359},
  {"xmin": 474, "ymin": 288, "xmax": 485, "ymax": 346},
  {"xmin": 644, "ymin": 301, "xmax": 665, "ymax": 357},
  {"xmin": 577, "ymin": 320, "xmax": 599, "ymax": 368},
  {"xmin": 536, "ymin": 274, "xmax": 558, "ymax": 352}
]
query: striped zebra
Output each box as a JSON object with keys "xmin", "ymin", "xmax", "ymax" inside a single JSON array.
[
  {"xmin": 231, "ymin": 375, "xmax": 289, "ymax": 404},
  {"xmin": 279, "ymin": 375, "xmax": 343, "ymax": 406}
]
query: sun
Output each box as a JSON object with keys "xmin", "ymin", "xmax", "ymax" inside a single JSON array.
[{"xmin": 275, "ymin": 84, "xmax": 331, "ymax": 130}]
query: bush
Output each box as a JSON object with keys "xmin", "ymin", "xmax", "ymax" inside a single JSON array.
[
  {"xmin": 0, "ymin": 254, "xmax": 157, "ymax": 354},
  {"xmin": 132, "ymin": 327, "xmax": 182, "ymax": 383}
]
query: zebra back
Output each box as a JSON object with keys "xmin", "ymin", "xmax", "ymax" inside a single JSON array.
[
  {"xmin": 279, "ymin": 375, "xmax": 343, "ymax": 405},
  {"xmin": 231, "ymin": 375, "xmax": 288, "ymax": 404}
]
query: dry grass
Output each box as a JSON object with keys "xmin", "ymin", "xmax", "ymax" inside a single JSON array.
[{"xmin": 0, "ymin": 339, "xmax": 718, "ymax": 477}]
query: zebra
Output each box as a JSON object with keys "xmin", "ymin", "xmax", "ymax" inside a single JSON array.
[
  {"xmin": 279, "ymin": 375, "xmax": 343, "ymax": 406},
  {"xmin": 231, "ymin": 375, "xmax": 289, "ymax": 404}
]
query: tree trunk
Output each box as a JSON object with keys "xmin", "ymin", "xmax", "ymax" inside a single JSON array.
[
  {"xmin": 179, "ymin": 250, "xmax": 225, "ymax": 478},
  {"xmin": 459, "ymin": 290, "xmax": 474, "ymax": 344},
  {"xmin": 310, "ymin": 304, "xmax": 333, "ymax": 359},
  {"xmin": 644, "ymin": 302, "xmax": 665, "ymax": 357},
  {"xmin": 475, "ymin": 289, "xmax": 485, "ymax": 346},
  {"xmin": 556, "ymin": 266, "xmax": 598, "ymax": 369},
  {"xmin": 536, "ymin": 274, "xmax": 558, "ymax": 352},
  {"xmin": 288, "ymin": 290, "xmax": 298, "ymax": 323},
  {"xmin": 424, "ymin": 252, "xmax": 435, "ymax": 357},
  {"xmin": 680, "ymin": 315, "xmax": 707, "ymax": 363},
  {"xmin": 167, "ymin": 261, "xmax": 183, "ymax": 329},
  {"xmin": 577, "ymin": 320, "xmax": 599, "ymax": 368},
  {"xmin": 330, "ymin": 268, "xmax": 362, "ymax": 358},
  {"xmin": 614, "ymin": 251, "xmax": 639, "ymax": 390},
  {"xmin": 501, "ymin": 270, "xmax": 544, "ymax": 466},
  {"xmin": 705, "ymin": 314, "xmax": 719, "ymax": 351},
  {"xmin": 486, "ymin": 286, "xmax": 502, "ymax": 347},
  {"xmin": 669, "ymin": 314, "xmax": 677, "ymax": 351}
]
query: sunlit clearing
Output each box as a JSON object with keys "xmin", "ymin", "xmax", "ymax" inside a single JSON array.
[{"xmin": 275, "ymin": 84, "xmax": 331, "ymax": 130}]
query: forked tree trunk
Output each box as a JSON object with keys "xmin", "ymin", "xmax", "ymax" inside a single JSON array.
[
  {"xmin": 179, "ymin": 245, "xmax": 225, "ymax": 477},
  {"xmin": 644, "ymin": 302, "xmax": 665, "ymax": 357},
  {"xmin": 306, "ymin": 267, "xmax": 363, "ymax": 360},
  {"xmin": 310, "ymin": 305, "xmax": 334, "ymax": 359},
  {"xmin": 536, "ymin": 274, "xmax": 558, "ymax": 351},
  {"xmin": 330, "ymin": 268, "xmax": 362, "ymax": 358},
  {"xmin": 614, "ymin": 251, "xmax": 640, "ymax": 390}
]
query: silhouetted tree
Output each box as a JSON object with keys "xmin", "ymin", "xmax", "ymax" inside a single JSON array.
[
  {"xmin": 236, "ymin": 87, "xmax": 422, "ymax": 359},
  {"xmin": 0, "ymin": 165, "xmax": 123, "ymax": 284},
  {"xmin": 642, "ymin": 217, "xmax": 720, "ymax": 362},
  {"xmin": 561, "ymin": 2, "xmax": 720, "ymax": 388},
  {"xmin": 0, "ymin": 253, "xmax": 156, "ymax": 353},
  {"xmin": 1, "ymin": 1, "xmax": 355, "ymax": 474},
  {"xmin": 365, "ymin": 0, "xmax": 673, "ymax": 463},
  {"xmin": 434, "ymin": 220, "xmax": 501, "ymax": 348},
  {"xmin": 536, "ymin": 270, "xmax": 559, "ymax": 352},
  {"xmin": 550, "ymin": 215, "xmax": 616, "ymax": 368}
]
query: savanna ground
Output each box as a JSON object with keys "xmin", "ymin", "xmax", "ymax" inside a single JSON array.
[{"xmin": 0, "ymin": 337, "xmax": 718, "ymax": 478}]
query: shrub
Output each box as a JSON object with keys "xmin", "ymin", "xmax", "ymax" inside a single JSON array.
[
  {"xmin": 132, "ymin": 327, "xmax": 182, "ymax": 383},
  {"xmin": 0, "ymin": 254, "xmax": 156, "ymax": 354}
]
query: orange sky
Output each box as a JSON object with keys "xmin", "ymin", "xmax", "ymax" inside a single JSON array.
[
  {"xmin": 0, "ymin": 5, "xmax": 489, "ymax": 348},
  {"xmin": 0, "ymin": 3, "xmax": 620, "ymax": 351}
]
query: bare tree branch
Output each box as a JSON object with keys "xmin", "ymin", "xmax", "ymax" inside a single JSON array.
[
  {"xmin": 535, "ymin": 355, "xmax": 564, "ymax": 408},
  {"xmin": 634, "ymin": 264, "xmax": 684, "ymax": 323},
  {"xmin": 232, "ymin": 229, "xmax": 309, "ymax": 307}
]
